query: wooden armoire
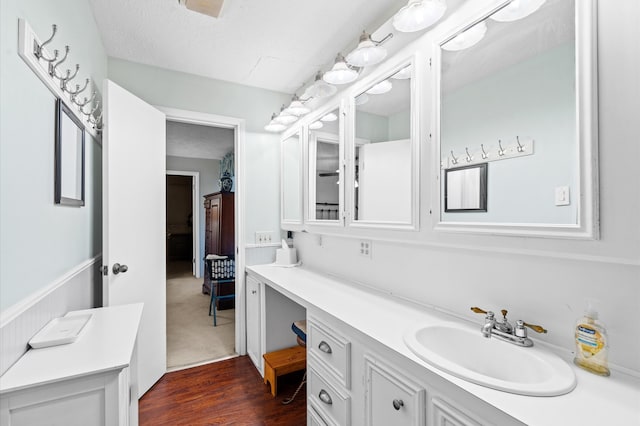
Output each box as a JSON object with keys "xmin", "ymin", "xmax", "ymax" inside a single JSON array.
[{"xmin": 203, "ymin": 191, "xmax": 235, "ymax": 308}]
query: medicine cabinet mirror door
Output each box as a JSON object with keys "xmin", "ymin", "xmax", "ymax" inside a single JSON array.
[
  {"xmin": 281, "ymin": 128, "xmax": 303, "ymax": 228},
  {"xmin": 307, "ymin": 106, "xmax": 343, "ymax": 225},
  {"xmin": 434, "ymin": 0, "xmax": 599, "ymax": 239},
  {"xmin": 348, "ymin": 59, "xmax": 419, "ymax": 229}
]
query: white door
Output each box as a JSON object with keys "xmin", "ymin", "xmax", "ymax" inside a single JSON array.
[{"xmin": 102, "ymin": 79, "xmax": 167, "ymax": 396}]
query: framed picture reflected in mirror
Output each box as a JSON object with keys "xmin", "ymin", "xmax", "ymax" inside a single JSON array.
[
  {"xmin": 55, "ymin": 98, "xmax": 85, "ymax": 206},
  {"xmin": 444, "ymin": 163, "xmax": 487, "ymax": 212}
]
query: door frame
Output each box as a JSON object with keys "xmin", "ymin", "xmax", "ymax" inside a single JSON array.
[
  {"xmin": 166, "ymin": 170, "xmax": 200, "ymax": 277},
  {"xmin": 157, "ymin": 106, "xmax": 247, "ymax": 357}
]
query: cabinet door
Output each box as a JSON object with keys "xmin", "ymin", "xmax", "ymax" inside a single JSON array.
[
  {"xmin": 246, "ymin": 275, "xmax": 262, "ymax": 373},
  {"xmin": 365, "ymin": 355, "xmax": 426, "ymax": 426},
  {"xmin": 431, "ymin": 397, "xmax": 482, "ymax": 426}
]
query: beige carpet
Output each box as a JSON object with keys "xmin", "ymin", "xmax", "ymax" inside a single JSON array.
[{"xmin": 166, "ymin": 262, "xmax": 236, "ymax": 370}]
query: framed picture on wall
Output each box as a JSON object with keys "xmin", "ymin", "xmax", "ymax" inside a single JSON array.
[
  {"xmin": 444, "ymin": 163, "xmax": 488, "ymax": 212},
  {"xmin": 55, "ymin": 98, "xmax": 85, "ymax": 206}
]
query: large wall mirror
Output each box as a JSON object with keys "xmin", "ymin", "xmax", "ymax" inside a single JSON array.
[
  {"xmin": 308, "ymin": 107, "xmax": 342, "ymax": 223},
  {"xmin": 281, "ymin": 130, "xmax": 303, "ymax": 225},
  {"xmin": 436, "ymin": 0, "xmax": 598, "ymax": 238},
  {"xmin": 351, "ymin": 61, "xmax": 416, "ymax": 226}
]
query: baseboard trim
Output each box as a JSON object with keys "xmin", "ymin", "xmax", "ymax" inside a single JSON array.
[{"xmin": 0, "ymin": 255, "xmax": 102, "ymax": 328}]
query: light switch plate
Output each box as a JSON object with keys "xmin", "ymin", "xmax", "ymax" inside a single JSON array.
[{"xmin": 555, "ymin": 186, "xmax": 570, "ymax": 206}]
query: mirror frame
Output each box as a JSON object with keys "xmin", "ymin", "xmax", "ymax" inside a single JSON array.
[
  {"xmin": 346, "ymin": 54, "xmax": 421, "ymax": 230},
  {"xmin": 432, "ymin": 0, "xmax": 599, "ymax": 239},
  {"xmin": 306, "ymin": 102, "xmax": 345, "ymax": 227},
  {"xmin": 444, "ymin": 163, "xmax": 488, "ymax": 213},
  {"xmin": 280, "ymin": 126, "xmax": 304, "ymax": 229}
]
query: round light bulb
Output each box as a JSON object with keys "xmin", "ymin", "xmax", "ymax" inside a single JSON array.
[
  {"xmin": 393, "ymin": 0, "xmax": 447, "ymax": 33},
  {"xmin": 490, "ymin": 0, "xmax": 546, "ymax": 22},
  {"xmin": 442, "ymin": 21, "xmax": 487, "ymax": 51},
  {"xmin": 366, "ymin": 79, "xmax": 393, "ymax": 95}
]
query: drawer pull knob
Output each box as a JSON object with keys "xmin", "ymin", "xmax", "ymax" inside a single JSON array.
[
  {"xmin": 319, "ymin": 389, "xmax": 333, "ymax": 405},
  {"xmin": 393, "ymin": 399, "xmax": 404, "ymax": 410},
  {"xmin": 318, "ymin": 341, "xmax": 332, "ymax": 354}
]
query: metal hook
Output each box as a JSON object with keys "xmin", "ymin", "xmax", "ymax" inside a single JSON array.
[
  {"xmin": 33, "ymin": 24, "xmax": 58, "ymax": 62},
  {"xmin": 49, "ymin": 45, "xmax": 69, "ymax": 79},
  {"xmin": 89, "ymin": 109, "xmax": 102, "ymax": 125},
  {"xmin": 450, "ymin": 150, "xmax": 459, "ymax": 165},
  {"xmin": 465, "ymin": 147, "xmax": 473, "ymax": 163},
  {"xmin": 516, "ymin": 136, "xmax": 525, "ymax": 152},
  {"xmin": 481, "ymin": 144, "xmax": 489, "ymax": 159},
  {"xmin": 74, "ymin": 92, "xmax": 94, "ymax": 109},
  {"xmin": 82, "ymin": 100, "xmax": 100, "ymax": 117},
  {"xmin": 61, "ymin": 64, "xmax": 80, "ymax": 90},
  {"xmin": 69, "ymin": 80, "xmax": 91, "ymax": 102},
  {"xmin": 498, "ymin": 140, "xmax": 506, "ymax": 156}
]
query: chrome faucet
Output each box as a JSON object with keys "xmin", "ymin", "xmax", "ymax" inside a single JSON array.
[{"xmin": 471, "ymin": 307, "xmax": 547, "ymax": 347}]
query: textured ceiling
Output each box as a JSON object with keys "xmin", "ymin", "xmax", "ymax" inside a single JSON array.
[
  {"xmin": 88, "ymin": 0, "xmax": 410, "ymax": 94},
  {"xmin": 166, "ymin": 121, "xmax": 234, "ymax": 160}
]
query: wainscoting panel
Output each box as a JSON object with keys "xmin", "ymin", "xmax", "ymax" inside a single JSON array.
[{"xmin": 0, "ymin": 256, "xmax": 102, "ymax": 375}]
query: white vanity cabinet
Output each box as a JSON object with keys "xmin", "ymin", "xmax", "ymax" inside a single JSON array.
[
  {"xmin": 246, "ymin": 273, "xmax": 264, "ymax": 373},
  {"xmin": 0, "ymin": 304, "xmax": 143, "ymax": 426},
  {"xmin": 364, "ymin": 355, "xmax": 426, "ymax": 426},
  {"xmin": 305, "ymin": 307, "xmax": 522, "ymax": 426}
]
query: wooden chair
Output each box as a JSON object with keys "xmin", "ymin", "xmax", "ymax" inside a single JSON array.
[{"xmin": 205, "ymin": 256, "xmax": 235, "ymax": 326}]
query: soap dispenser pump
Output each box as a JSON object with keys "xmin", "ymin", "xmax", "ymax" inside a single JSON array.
[{"xmin": 573, "ymin": 300, "xmax": 610, "ymax": 376}]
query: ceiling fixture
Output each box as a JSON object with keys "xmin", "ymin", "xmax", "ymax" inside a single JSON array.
[
  {"xmin": 393, "ymin": 0, "xmax": 447, "ymax": 33},
  {"xmin": 264, "ymin": 113, "xmax": 287, "ymax": 133},
  {"xmin": 309, "ymin": 121, "xmax": 324, "ymax": 130},
  {"xmin": 304, "ymin": 71, "xmax": 338, "ymax": 99},
  {"xmin": 366, "ymin": 79, "xmax": 393, "ymax": 95},
  {"xmin": 274, "ymin": 105, "xmax": 298, "ymax": 125},
  {"xmin": 321, "ymin": 112, "xmax": 338, "ymax": 122},
  {"xmin": 346, "ymin": 31, "xmax": 391, "ymax": 67},
  {"xmin": 391, "ymin": 65, "xmax": 412, "ymax": 80},
  {"xmin": 284, "ymin": 95, "xmax": 310, "ymax": 116},
  {"xmin": 323, "ymin": 53, "xmax": 359, "ymax": 85},
  {"xmin": 490, "ymin": 0, "xmax": 546, "ymax": 22},
  {"xmin": 442, "ymin": 21, "xmax": 487, "ymax": 51}
]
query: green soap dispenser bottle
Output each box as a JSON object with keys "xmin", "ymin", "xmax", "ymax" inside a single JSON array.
[{"xmin": 573, "ymin": 301, "xmax": 610, "ymax": 376}]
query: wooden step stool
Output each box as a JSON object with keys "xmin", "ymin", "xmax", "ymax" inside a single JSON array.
[{"xmin": 263, "ymin": 346, "xmax": 306, "ymax": 397}]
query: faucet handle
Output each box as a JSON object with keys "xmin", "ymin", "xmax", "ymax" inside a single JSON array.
[
  {"xmin": 471, "ymin": 306, "xmax": 488, "ymax": 314},
  {"xmin": 501, "ymin": 309, "xmax": 508, "ymax": 319},
  {"xmin": 523, "ymin": 322, "xmax": 548, "ymax": 334}
]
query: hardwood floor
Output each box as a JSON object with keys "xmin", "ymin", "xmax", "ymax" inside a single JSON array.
[{"xmin": 139, "ymin": 356, "xmax": 307, "ymax": 425}]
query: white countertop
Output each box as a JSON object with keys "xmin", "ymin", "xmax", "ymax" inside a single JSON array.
[
  {"xmin": 247, "ymin": 264, "xmax": 640, "ymax": 426},
  {"xmin": 0, "ymin": 303, "xmax": 143, "ymax": 394}
]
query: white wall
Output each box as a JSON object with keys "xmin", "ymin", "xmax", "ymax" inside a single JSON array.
[
  {"xmin": 108, "ymin": 58, "xmax": 289, "ymax": 246},
  {"xmin": 293, "ymin": 0, "xmax": 640, "ymax": 374},
  {"xmin": 0, "ymin": 0, "xmax": 106, "ymax": 312}
]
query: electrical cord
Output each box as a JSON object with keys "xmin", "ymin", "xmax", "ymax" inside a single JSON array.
[{"xmin": 281, "ymin": 371, "xmax": 306, "ymax": 405}]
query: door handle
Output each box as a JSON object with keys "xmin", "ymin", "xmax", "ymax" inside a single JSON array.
[{"xmin": 113, "ymin": 263, "xmax": 129, "ymax": 274}]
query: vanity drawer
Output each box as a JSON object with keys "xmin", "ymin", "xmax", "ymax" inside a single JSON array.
[
  {"xmin": 308, "ymin": 366, "xmax": 351, "ymax": 426},
  {"xmin": 308, "ymin": 401, "xmax": 330, "ymax": 426},
  {"xmin": 308, "ymin": 317, "xmax": 351, "ymax": 389}
]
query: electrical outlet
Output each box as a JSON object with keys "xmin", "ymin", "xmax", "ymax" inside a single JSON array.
[
  {"xmin": 358, "ymin": 240, "xmax": 372, "ymax": 258},
  {"xmin": 255, "ymin": 231, "xmax": 273, "ymax": 245}
]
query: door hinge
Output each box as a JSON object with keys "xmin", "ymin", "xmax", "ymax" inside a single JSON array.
[
  {"xmin": 429, "ymin": 57, "xmax": 432, "ymax": 68},
  {"xmin": 101, "ymin": 265, "xmax": 109, "ymax": 276}
]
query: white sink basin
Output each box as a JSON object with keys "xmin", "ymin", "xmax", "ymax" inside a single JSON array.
[{"xmin": 404, "ymin": 322, "xmax": 576, "ymax": 396}]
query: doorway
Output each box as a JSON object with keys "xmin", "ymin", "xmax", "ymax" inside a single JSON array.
[{"xmin": 164, "ymin": 118, "xmax": 238, "ymax": 370}]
